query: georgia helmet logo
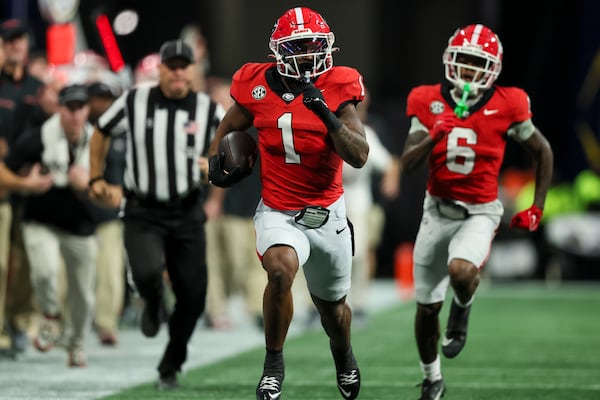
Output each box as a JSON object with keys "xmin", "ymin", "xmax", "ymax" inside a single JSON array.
[{"xmin": 252, "ymin": 85, "xmax": 267, "ymax": 100}]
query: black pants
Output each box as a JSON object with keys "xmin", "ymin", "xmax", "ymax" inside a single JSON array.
[{"xmin": 123, "ymin": 198, "xmax": 207, "ymax": 375}]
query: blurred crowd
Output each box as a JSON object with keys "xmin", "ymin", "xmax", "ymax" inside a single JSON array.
[
  {"xmin": 0, "ymin": 13, "xmax": 399, "ymax": 369},
  {"xmin": 0, "ymin": 18, "xmax": 242, "ymax": 365}
]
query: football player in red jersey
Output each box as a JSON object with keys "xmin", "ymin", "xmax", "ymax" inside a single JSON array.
[
  {"xmin": 401, "ymin": 24, "xmax": 554, "ymax": 399},
  {"xmin": 207, "ymin": 7, "xmax": 368, "ymax": 400}
]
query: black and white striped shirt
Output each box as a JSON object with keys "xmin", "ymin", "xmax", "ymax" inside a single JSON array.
[{"xmin": 97, "ymin": 86, "xmax": 224, "ymax": 202}]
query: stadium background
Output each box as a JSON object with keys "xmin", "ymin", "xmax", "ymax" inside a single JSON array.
[{"xmin": 1, "ymin": 0, "xmax": 598, "ymax": 279}]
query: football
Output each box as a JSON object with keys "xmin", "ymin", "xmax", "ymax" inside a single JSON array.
[{"xmin": 218, "ymin": 130, "xmax": 258, "ymax": 175}]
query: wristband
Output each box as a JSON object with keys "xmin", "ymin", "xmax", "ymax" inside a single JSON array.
[{"xmin": 88, "ymin": 176, "xmax": 105, "ymax": 188}]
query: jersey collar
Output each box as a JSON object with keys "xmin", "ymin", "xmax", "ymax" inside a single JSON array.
[{"xmin": 441, "ymin": 82, "xmax": 496, "ymax": 116}]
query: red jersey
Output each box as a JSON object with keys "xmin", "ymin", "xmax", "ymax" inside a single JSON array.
[
  {"xmin": 406, "ymin": 84, "xmax": 532, "ymax": 203},
  {"xmin": 231, "ymin": 63, "xmax": 364, "ymax": 210}
]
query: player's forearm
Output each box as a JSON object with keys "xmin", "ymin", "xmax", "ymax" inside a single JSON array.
[
  {"xmin": 329, "ymin": 125, "xmax": 369, "ymax": 168},
  {"xmin": 400, "ymin": 133, "xmax": 434, "ymax": 173},
  {"xmin": 89, "ymin": 129, "xmax": 110, "ymax": 179},
  {"xmin": 532, "ymin": 136, "xmax": 554, "ymax": 209},
  {"xmin": 209, "ymin": 103, "xmax": 253, "ymax": 156},
  {"xmin": 0, "ymin": 162, "xmax": 26, "ymax": 191}
]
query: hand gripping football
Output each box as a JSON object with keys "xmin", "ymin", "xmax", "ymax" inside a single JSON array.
[{"xmin": 218, "ymin": 130, "xmax": 258, "ymax": 176}]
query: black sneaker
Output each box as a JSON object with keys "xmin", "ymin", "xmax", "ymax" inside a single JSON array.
[
  {"xmin": 336, "ymin": 368, "xmax": 361, "ymax": 399},
  {"xmin": 418, "ymin": 379, "xmax": 445, "ymax": 400},
  {"xmin": 141, "ymin": 298, "xmax": 168, "ymax": 338},
  {"xmin": 441, "ymin": 299, "xmax": 471, "ymax": 358},
  {"xmin": 256, "ymin": 374, "xmax": 283, "ymax": 400},
  {"xmin": 156, "ymin": 372, "xmax": 179, "ymax": 390}
]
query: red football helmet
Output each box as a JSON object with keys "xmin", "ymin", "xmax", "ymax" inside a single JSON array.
[
  {"xmin": 269, "ymin": 7, "xmax": 335, "ymax": 80},
  {"xmin": 443, "ymin": 24, "xmax": 503, "ymax": 94}
]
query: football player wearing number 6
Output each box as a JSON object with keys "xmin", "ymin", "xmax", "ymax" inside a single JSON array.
[
  {"xmin": 400, "ymin": 24, "xmax": 553, "ymax": 399},
  {"xmin": 207, "ymin": 7, "xmax": 368, "ymax": 400}
]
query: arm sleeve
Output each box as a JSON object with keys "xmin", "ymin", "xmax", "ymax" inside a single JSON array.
[
  {"xmin": 507, "ymin": 119, "xmax": 535, "ymax": 142},
  {"xmin": 97, "ymin": 90, "xmax": 130, "ymax": 136},
  {"xmin": 409, "ymin": 116, "xmax": 427, "ymax": 135}
]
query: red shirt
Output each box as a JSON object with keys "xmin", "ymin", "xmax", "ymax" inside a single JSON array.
[
  {"xmin": 407, "ymin": 84, "xmax": 532, "ymax": 203},
  {"xmin": 231, "ymin": 63, "xmax": 364, "ymax": 210}
]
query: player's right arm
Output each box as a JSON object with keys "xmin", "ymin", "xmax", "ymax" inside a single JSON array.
[
  {"xmin": 401, "ymin": 114, "xmax": 455, "ymax": 173},
  {"xmin": 401, "ymin": 86, "xmax": 455, "ymax": 173},
  {"xmin": 400, "ymin": 117, "xmax": 435, "ymax": 173},
  {"xmin": 207, "ymin": 102, "xmax": 254, "ymax": 188},
  {"xmin": 207, "ymin": 102, "xmax": 253, "ymax": 157}
]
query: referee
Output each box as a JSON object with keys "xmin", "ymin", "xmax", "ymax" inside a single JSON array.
[{"xmin": 89, "ymin": 39, "xmax": 224, "ymax": 389}]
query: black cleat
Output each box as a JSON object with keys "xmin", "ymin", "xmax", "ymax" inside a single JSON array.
[
  {"xmin": 418, "ymin": 379, "xmax": 445, "ymax": 400},
  {"xmin": 336, "ymin": 368, "xmax": 361, "ymax": 399},
  {"xmin": 331, "ymin": 344, "xmax": 361, "ymax": 399},
  {"xmin": 156, "ymin": 372, "xmax": 179, "ymax": 390},
  {"xmin": 256, "ymin": 374, "xmax": 283, "ymax": 400},
  {"xmin": 441, "ymin": 299, "xmax": 471, "ymax": 358}
]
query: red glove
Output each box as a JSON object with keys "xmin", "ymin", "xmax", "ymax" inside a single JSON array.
[
  {"xmin": 510, "ymin": 205, "xmax": 543, "ymax": 232},
  {"xmin": 429, "ymin": 113, "xmax": 456, "ymax": 141}
]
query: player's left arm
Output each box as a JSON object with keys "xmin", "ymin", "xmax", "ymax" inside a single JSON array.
[
  {"xmin": 302, "ymin": 69, "xmax": 369, "ymax": 168},
  {"xmin": 330, "ymin": 103, "xmax": 369, "ymax": 168},
  {"xmin": 508, "ymin": 119, "xmax": 554, "ymax": 231},
  {"xmin": 518, "ymin": 125, "xmax": 554, "ymax": 210},
  {"xmin": 508, "ymin": 89, "xmax": 554, "ymax": 211},
  {"xmin": 302, "ymin": 89, "xmax": 368, "ymax": 168}
]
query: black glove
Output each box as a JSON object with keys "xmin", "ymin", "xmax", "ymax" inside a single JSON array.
[
  {"xmin": 208, "ymin": 153, "xmax": 247, "ymax": 188},
  {"xmin": 302, "ymin": 83, "xmax": 342, "ymax": 132}
]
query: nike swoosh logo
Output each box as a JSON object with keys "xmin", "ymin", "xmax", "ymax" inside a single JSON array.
[
  {"xmin": 268, "ymin": 393, "xmax": 281, "ymax": 400},
  {"xmin": 336, "ymin": 227, "xmax": 346, "ymax": 234},
  {"xmin": 442, "ymin": 336, "xmax": 453, "ymax": 346},
  {"xmin": 338, "ymin": 384, "xmax": 351, "ymax": 398},
  {"xmin": 483, "ymin": 109, "xmax": 499, "ymax": 116}
]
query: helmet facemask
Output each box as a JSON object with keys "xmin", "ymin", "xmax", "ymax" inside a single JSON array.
[
  {"xmin": 270, "ymin": 32, "xmax": 335, "ymax": 80},
  {"xmin": 444, "ymin": 47, "xmax": 501, "ymax": 95}
]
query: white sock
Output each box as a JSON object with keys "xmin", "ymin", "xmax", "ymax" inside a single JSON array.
[
  {"xmin": 420, "ymin": 355, "xmax": 442, "ymax": 382},
  {"xmin": 454, "ymin": 295, "xmax": 473, "ymax": 308}
]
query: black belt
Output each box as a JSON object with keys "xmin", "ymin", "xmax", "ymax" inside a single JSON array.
[{"xmin": 125, "ymin": 189, "xmax": 202, "ymax": 210}]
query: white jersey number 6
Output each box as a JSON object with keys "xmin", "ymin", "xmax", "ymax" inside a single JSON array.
[{"xmin": 446, "ymin": 127, "xmax": 476, "ymax": 175}]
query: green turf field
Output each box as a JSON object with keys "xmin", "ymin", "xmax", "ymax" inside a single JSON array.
[{"xmin": 102, "ymin": 283, "xmax": 600, "ymax": 399}]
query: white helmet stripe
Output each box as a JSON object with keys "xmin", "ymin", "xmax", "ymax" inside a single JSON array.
[
  {"xmin": 294, "ymin": 7, "xmax": 305, "ymax": 25},
  {"xmin": 471, "ymin": 24, "xmax": 484, "ymax": 45}
]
